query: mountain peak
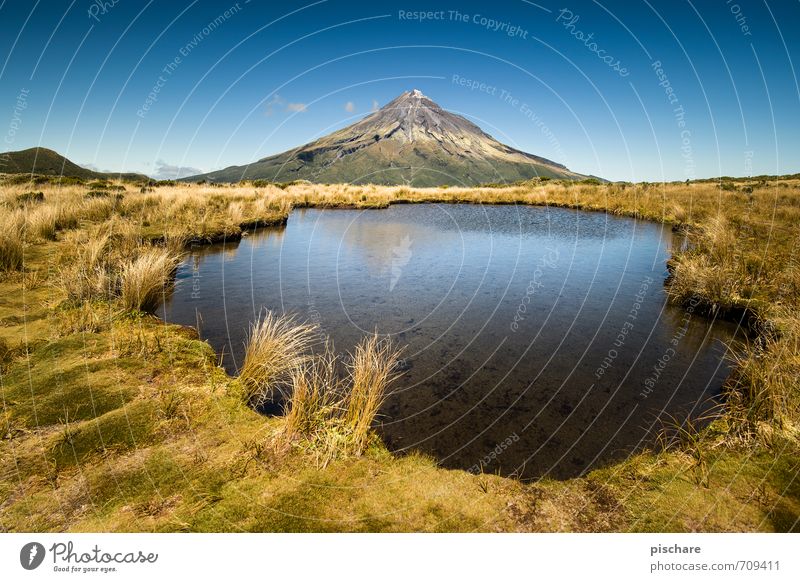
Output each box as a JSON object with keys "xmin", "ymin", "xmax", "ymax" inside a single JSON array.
[
  {"xmin": 188, "ymin": 90, "xmax": 586, "ymax": 186},
  {"xmin": 368, "ymin": 90, "xmax": 466, "ymax": 143}
]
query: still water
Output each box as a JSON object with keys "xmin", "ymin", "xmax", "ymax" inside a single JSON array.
[{"xmin": 161, "ymin": 204, "xmax": 739, "ymax": 479}]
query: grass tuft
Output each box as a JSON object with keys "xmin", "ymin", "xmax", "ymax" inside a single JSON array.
[
  {"xmin": 344, "ymin": 334, "xmax": 402, "ymax": 454},
  {"xmin": 285, "ymin": 343, "xmax": 340, "ymax": 437},
  {"xmin": 119, "ymin": 246, "xmax": 179, "ymax": 313},
  {"xmin": 0, "ymin": 212, "xmax": 24, "ymax": 271},
  {"xmin": 282, "ymin": 334, "xmax": 402, "ymax": 462},
  {"xmin": 726, "ymin": 311, "xmax": 800, "ymax": 435},
  {"xmin": 238, "ymin": 310, "xmax": 317, "ymax": 406},
  {"xmin": 26, "ymin": 205, "xmax": 58, "ymax": 241}
]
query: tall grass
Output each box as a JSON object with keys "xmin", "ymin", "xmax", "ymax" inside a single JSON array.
[
  {"xmin": 282, "ymin": 334, "xmax": 402, "ymax": 460},
  {"xmin": 58, "ymin": 263, "xmax": 113, "ymax": 303},
  {"xmin": 344, "ymin": 334, "xmax": 402, "ymax": 453},
  {"xmin": 655, "ymin": 409, "xmax": 720, "ymax": 487},
  {"xmin": 238, "ymin": 311, "xmax": 317, "ymax": 405},
  {"xmin": 285, "ymin": 344, "xmax": 340, "ymax": 436},
  {"xmin": 0, "ymin": 211, "xmax": 24, "ymax": 271},
  {"xmin": 27, "ymin": 206, "xmax": 58, "ymax": 241},
  {"xmin": 726, "ymin": 311, "xmax": 800, "ymax": 435},
  {"xmin": 55, "ymin": 218, "xmax": 144, "ymax": 303},
  {"xmin": 80, "ymin": 197, "xmax": 115, "ymax": 221},
  {"xmin": 0, "ymin": 232, "xmax": 23, "ymax": 271},
  {"xmin": 119, "ymin": 246, "xmax": 179, "ymax": 312},
  {"xmin": 83, "ymin": 230, "xmax": 112, "ymax": 269},
  {"xmin": 2, "ymin": 175, "xmax": 799, "ymax": 447}
]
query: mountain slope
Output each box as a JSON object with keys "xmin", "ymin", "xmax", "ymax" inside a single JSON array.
[
  {"xmin": 0, "ymin": 147, "xmax": 148, "ymax": 181},
  {"xmin": 188, "ymin": 90, "xmax": 587, "ymax": 186}
]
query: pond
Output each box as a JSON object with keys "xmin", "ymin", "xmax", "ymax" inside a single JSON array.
[{"xmin": 161, "ymin": 204, "xmax": 741, "ymax": 479}]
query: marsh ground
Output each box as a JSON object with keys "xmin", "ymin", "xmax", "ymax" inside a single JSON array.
[{"xmin": 0, "ymin": 176, "xmax": 798, "ymax": 532}]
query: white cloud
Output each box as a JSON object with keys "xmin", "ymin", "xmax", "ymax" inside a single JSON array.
[
  {"xmin": 80, "ymin": 161, "xmax": 150, "ymax": 176},
  {"xmin": 153, "ymin": 159, "xmax": 203, "ymax": 180},
  {"xmin": 344, "ymin": 101, "xmax": 355, "ymax": 113},
  {"xmin": 264, "ymin": 95, "xmax": 310, "ymax": 115},
  {"xmin": 371, "ymin": 99, "xmax": 380, "ymax": 112},
  {"xmin": 264, "ymin": 94, "xmax": 284, "ymax": 116}
]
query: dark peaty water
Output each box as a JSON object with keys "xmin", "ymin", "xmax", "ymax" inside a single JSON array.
[{"xmin": 161, "ymin": 204, "xmax": 740, "ymax": 479}]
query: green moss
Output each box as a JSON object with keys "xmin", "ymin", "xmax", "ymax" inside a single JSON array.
[
  {"xmin": 4, "ymin": 353, "xmax": 140, "ymax": 427},
  {"xmin": 48, "ymin": 399, "xmax": 160, "ymax": 469}
]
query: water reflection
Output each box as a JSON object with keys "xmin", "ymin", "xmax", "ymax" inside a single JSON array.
[{"xmin": 162, "ymin": 204, "xmax": 740, "ymax": 479}]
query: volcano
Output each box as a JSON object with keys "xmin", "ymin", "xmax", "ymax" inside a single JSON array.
[{"xmin": 188, "ymin": 90, "xmax": 587, "ymax": 186}]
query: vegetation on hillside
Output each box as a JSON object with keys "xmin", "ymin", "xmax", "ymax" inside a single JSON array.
[{"xmin": 0, "ymin": 148, "xmax": 150, "ymax": 182}]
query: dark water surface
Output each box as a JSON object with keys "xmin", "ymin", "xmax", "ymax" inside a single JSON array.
[{"xmin": 161, "ymin": 204, "xmax": 740, "ymax": 479}]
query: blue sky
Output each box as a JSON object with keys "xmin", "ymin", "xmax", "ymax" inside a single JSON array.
[{"xmin": 1, "ymin": 0, "xmax": 798, "ymax": 181}]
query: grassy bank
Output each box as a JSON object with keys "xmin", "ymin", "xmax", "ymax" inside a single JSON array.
[{"xmin": 0, "ymin": 175, "xmax": 798, "ymax": 532}]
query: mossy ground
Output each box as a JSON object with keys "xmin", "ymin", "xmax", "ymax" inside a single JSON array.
[{"xmin": 1, "ymin": 177, "xmax": 798, "ymax": 531}]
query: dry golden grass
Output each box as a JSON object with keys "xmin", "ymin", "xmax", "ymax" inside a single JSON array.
[
  {"xmin": 345, "ymin": 334, "xmax": 402, "ymax": 454},
  {"xmin": 285, "ymin": 344, "xmax": 340, "ymax": 437},
  {"xmin": 26, "ymin": 205, "xmax": 58, "ymax": 240},
  {"xmin": 282, "ymin": 334, "xmax": 402, "ymax": 462},
  {"xmin": 1, "ymin": 174, "xmax": 798, "ymax": 443},
  {"xmin": 726, "ymin": 310, "xmax": 800, "ymax": 435},
  {"xmin": 119, "ymin": 246, "xmax": 179, "ymax": 313},
  {"xmin": 0, "ymin": 210, "xmax": 24, "ymax": 270},
  {"xmin": 239, "ymin": 310, "xmax": 318, "ymax": 405},
  {"xmin": 1, "ymin": 174, "xmax": 799, "ymax": 533}
]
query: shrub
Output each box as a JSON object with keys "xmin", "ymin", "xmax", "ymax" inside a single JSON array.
[
  {"xmin": 1, "ymin": 174, "xmax": 36, "ymax": 185},
  {"xmin": 16, "ymin": 191, "xmax": 44, "ymax": 205},
  {"xmin": 50, "ymin": 176, "xmax": 86, "ymax": 186}
]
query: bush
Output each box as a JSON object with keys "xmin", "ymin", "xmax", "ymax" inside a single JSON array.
[{"xmin": 16, "ymin": 191, "xmax": 44, "ymax": 205}]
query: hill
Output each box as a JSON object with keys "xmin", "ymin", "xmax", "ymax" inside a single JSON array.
[{"xmin": 0, "ymin": 147, "xmax": 148, "ymax": 181}]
